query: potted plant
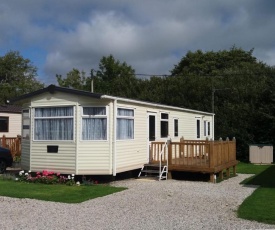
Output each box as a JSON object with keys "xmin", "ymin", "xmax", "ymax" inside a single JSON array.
[{"xmin": 13, "ymin": 156, "xmax": 21, "ymax": 168}]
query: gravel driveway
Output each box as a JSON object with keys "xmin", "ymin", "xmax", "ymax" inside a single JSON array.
[{"xmin": 0, "ymin": 174, "xmax": 274, "ymax": 230}]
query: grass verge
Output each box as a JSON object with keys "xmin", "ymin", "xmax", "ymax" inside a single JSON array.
[
  {"xmin": 237, "ymin": 162, "xmax": 275, "ymax": 225},
  {"xmin": 0, "ymin": 179, "xmax": 126, "ymax": 203},
  {"xmin": 237, "ymin": 162, "xmax": 271, "ymax": 174}
]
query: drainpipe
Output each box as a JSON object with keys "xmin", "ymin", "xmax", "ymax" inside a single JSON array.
[
  {"xmin": 112, "ymin": 99, "xmax": 117, "ymax": 176},
  {"xmin": 75, "ymin": 104, "xmax": 79, "ymax": 175}
]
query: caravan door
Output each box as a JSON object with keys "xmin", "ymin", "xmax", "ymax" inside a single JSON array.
[{"xmin": 147, "ymin": 112, "xmax": 156, "ymax": 162}]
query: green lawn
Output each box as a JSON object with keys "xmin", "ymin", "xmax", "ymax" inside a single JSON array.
[
  {"xmin": 237, "ymin": 162, "xmax": 271, "ymax": 174},
  {"xmin": 237, "ymin": 162, "xmax": 275, "ymax": 225},
  {"xmin": 0, "ymin": 179, "xmax": 126, "ymax": 203}
]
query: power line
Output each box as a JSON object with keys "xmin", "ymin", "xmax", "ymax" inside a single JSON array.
[{"xmin": 134, "ymin": 72, "xmax": 275, "ymax": 78}]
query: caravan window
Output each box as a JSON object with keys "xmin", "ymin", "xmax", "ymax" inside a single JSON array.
[
  {"xmin": 0, "ymin": 117, "xmax": 8, "ymax": 132},
  {"xmin": 22, "ymin": 109, "xmax": 30, "ymax": 139},
  {"xmin": 208, "ymin": 121, "xmax": 211, "ymax": 136},
  {"xmin": 204, "ymin": 120, "xmax": 211, "ymax": 137},
  {"xmin": 34, "ymin": 107, "xmax": 74, "ymax": 140},
  {"xmin": 174, "ymin": 118, "xmax": 178, "ymax": 137},
  {"xmin": 160, "ymin": 113, "xmax": 169, "ymax": 138},
  {"xmin": 197, "ymin": 119, "xmax": 200, "ymax": 138},
  {"xmin": 82, "ymin": 107, "xmax": 107, "ymax": 140},
  {"xmin": 117, "ymin": 108, "xmax": 134, "ymax": 140}
]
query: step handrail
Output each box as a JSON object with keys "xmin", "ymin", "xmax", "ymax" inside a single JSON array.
[{"xmin": 159, "ymin": 138, "xmax": 170, "ymax": 180}]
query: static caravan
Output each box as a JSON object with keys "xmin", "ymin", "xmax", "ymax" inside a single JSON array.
[
  {"xmin": 11, "ymin": 85, "xmax": 214, "ymax": 175},
  {"xmin": 0, "ymin": 105, "xmax": 22, "ymax": 137}
]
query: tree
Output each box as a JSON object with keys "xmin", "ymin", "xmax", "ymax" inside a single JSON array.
[
  {"xmin": 56, "ymin": 68, "xmax": 89, "ymax": 91},
  {"xmin": 170, "ymin": 46, "xmax": 275, "ymax": 160},
  {"xmin": 93, "ymin": 55, "xmax": 139, "ymax": 98},
  {"xmin": 0, "ymin": 51, "xmax": 44, "ymax": 104},
  {"xmin": 57, "ymin": 55, "xmax": 140, "ymax": 98}
]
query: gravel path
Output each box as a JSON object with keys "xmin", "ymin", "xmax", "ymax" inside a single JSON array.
[{"xmin": 0, "ymin": 174, "xmax": 274, "ymax": 230}]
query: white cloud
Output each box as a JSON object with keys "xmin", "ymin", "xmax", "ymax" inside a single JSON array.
[{"xmin": 0, "ymin": 0, "xmax": 275, "ymax": 83}]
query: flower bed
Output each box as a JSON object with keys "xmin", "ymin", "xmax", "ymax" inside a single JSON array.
[{"xmin": 17, "ymin": 170, "xmax": 75, "ymax": 185}]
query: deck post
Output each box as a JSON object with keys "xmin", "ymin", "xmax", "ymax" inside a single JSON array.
[
  {"xmin": 167, "ymin": 140, "xmax": 172, "ymax": 180},
  {"xmin": 209, "ymin": 140, "xmax": 214, "ymax": 168},
  {"xmin": 226, "ymin": 168, "xmax": 230, "ymax": 178},
  {"xmin": 149, "ymin": 144, "xmax": 152, "ymax": 163},
  {"xmin": 226, "ymin": 137, "xmax": 230, "ymax": 163},
  {"xmin": 1, "ymin": 135, "xmax": 6, "ymax": 147},
  {"xmin": 180, "ymin": 137, "xmax": 184, "ymax": 158},
  {"xmin": 168, "ymin": 141, "xmax": 172, "ymax": 166},
  {"xmin": 167, "ymin": 171, "xmax": 172, "ymax": 179}
]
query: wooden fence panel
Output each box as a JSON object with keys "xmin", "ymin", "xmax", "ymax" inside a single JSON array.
[{"xmin": 0, "ymin": 135, "xmax": 21, "ymax": 159}]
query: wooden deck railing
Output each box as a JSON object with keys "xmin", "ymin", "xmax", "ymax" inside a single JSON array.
[
  {"xmin": 150, "ymin": 138, "xmax": 237, "ymax": 180},
  {"xmin": 0, "ymin": 135, "xmax": 21, "ymax": 160}
]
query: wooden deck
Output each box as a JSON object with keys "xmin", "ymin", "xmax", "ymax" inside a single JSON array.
[{"xmin": 150, "ymin": 138, "xmax": 238, "ymax": 182}]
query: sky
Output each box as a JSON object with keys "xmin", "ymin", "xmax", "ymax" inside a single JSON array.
[{"xmin": 1, "ymin": 0, "xmax": 275, "ymax": 85}]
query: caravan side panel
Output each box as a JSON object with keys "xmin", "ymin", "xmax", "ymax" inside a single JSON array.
[
  {"xmin": 116, "ymin": 102, "xmax": 148, "ymax": 173},
  {"xmin": 21, "ymin": 140, "xmax": 30, "ymax": 170},
  {"xmin": 76, "ymin": 97, "xmax": 112, "ymax": 175},
  {"xmin": 29, "ymin": 92, "xmax": 78, "ymax": 174}
]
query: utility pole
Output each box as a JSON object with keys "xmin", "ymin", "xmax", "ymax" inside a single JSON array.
[
  {"xmin": 91, "ymin": 80, "xmax": 94, "ymax": 93},
  {"xmin": 90, "ymin": 69, "xmax": 95, "ymax": 93}
]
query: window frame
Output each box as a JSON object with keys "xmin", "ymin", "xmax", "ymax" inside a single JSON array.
[
  {"xmin": 81, "ymin": 106, "xmax": 108, "ymax": 141},
  {"xmin": 22, "ymin": 109, "xmax": 30, "ymax": 140},
  {"xmin": 174, "ymin": 118, "xmax": 179, "ymax": 137},
  {"xmin": 204, "ymin": 120, "xmax": 207, "ymax": 136},
  {"xmin": 33, "ymin": 106, "xmax": 74, "ymax": 141},
  {"xmin": 196, "ymin": 119, "xmax": 200, "ymax": 139},
  {"xmin": 208, "ymin": 121, "xmax": 211, "ymax": 136},
  {"xmin": 116, "ymin": 107, "xmax": 134, "ymax": 140},
  {"xmin": 160, "ymin": 112, "xmax": 169, "ymax": 138},
  {"xmin": 0, "ymin": 116, "xmax": 9, "ymax": 132}
]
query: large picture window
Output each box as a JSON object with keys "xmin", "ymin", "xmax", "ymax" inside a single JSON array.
[
  {"xmin": 0, "ymin": 117, "xmax": 8, "ymax": 132},
  {"xmin": 82, "ymin": 107, "xmax": 107, "ymax": 140},
  {"xmin": 161, "ymin": 113, "xmax": 169, "ymax": 138},
  {"xmin": 117, "ymin": 108, "xmax": 134, "ymax": 140},
  {"xmin": 34, "ymin": 107, "xmax": 74, "ymax": 140}
]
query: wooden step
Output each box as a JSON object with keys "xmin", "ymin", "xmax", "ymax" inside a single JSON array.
[
  {"xmin": 144, "ymin": 163, "xmax": 159, "ymax": 167},
  {"xmin": 138, "ymin": 164, "xmax": 168, "ymax": 180},
  {"xmin": 141, "ymin": 169, "xmax": 160, "ymax": 174}
]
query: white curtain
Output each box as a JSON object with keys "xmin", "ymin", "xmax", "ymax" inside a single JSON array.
[
  {"xmin": 82, "ymin": 107, "xmax": 107, "ymax": 140},
  {"xmin": 117, "ymin": 108, "xmax": 134, "ymax": 140},
  {"xmin": 82, "ymin": 118, "xmax": 107, "ymax": 140},
  {"xmin": 34, "ymin": 107, "xmax": 73, "ymax": 140},
  {"xmin": 83, "ymin": 107, "xmax": 106, "ymax": 116}
]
